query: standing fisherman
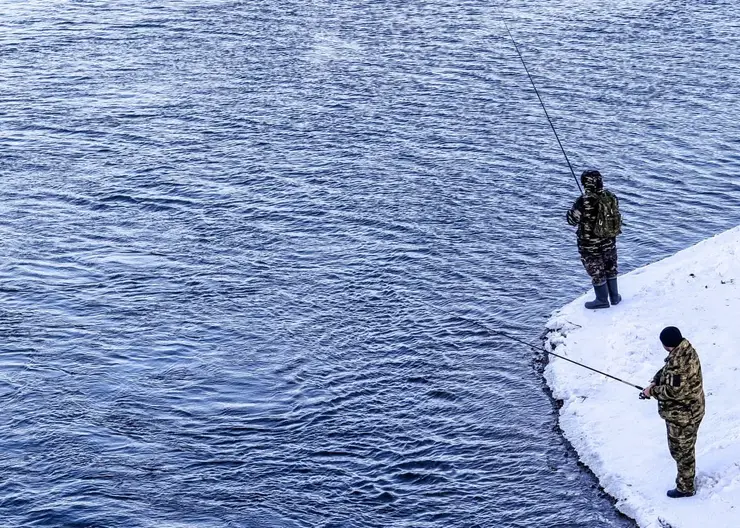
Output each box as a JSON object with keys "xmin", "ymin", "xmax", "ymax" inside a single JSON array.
[
  {"xmin": 641, "ymin": 326, "xmax": 705, "ymax": 498},
  {"xmin": 502, "ymin": 26, "xmax": 623, "ymax": 304},
  {"xmin": 566, "ymin": 170, "xmax": 622, "ymax": 309}
]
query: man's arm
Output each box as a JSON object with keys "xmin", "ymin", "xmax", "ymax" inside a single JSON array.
[
  {"xmin": 652, "ymin": 367, "xmax": 664, "ymax": 386},
  {"xmin": 650, "ymin": 357, "xmax": 698, "ymax": 401},
  {"xmin": 567, "ymin": 196, "xmax": 584, "ymax": 226}
]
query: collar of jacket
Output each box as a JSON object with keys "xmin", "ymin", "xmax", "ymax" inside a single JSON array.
[{"xmin": 664, "ymin": 338, "xmax": 690, "ymax": 362}]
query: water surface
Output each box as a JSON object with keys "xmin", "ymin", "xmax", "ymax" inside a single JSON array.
[{"xmin": 1, "ymin": 1, "xmax": 738, "ymax": 526}]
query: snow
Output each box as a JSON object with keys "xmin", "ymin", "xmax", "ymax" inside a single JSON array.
[{"xmin": 544, "ymin": 226, "xmax": 740, "ymax": 528}]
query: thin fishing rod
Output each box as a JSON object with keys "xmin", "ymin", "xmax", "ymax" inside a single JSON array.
[
  {"xmin": 504, "ymin": 21, "xmax": 583, "ymax": 195},
  {"xmin": 415, "ymin": 298, "xmax": 643, "ymax": 391},
  {"xmin": 492, "ymin": 327, "xmax": 642, "ymax": 391}
]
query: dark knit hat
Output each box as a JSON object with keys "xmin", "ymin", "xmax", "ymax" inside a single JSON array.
[{"xmin": 659, "ymin": 326, "xmax": 683, "ymax": 348}]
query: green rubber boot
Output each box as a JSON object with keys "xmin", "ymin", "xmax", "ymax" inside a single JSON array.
[
  {"xmin": 585, "ymin": 283, "xmax": 610, "ymax": 309},
  {"xmin": 607, "ymin": 277, "xmax": 621, "ymax": 305}
]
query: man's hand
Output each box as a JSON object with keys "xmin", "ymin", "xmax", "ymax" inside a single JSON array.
[{"xmin": 640, "ymin": 383, "xmax": 655, "ymax": 400}]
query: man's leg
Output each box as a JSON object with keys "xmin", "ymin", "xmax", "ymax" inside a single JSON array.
[
  {"xmin": 603, "ymin": 244, "xmax": 621, "ymax": 304},
  {"xmin": 667, "ymin": 420, "xmax": 701, "ymax": 493},
  {"xmin": 580, "ymin": 251, "xmax": 609, "ymax": 308},
  {"xmin": 603, "ymin": 244, "xmax": 618, "ymax": 280},
  {"xmin": 580, "ymin": 251, "xmax": 606, "ymax": 285}
]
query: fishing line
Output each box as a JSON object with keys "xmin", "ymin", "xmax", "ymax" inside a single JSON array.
[{"xmin": 504, "ymin": 21, "xmax": 583, "ymax": 195}]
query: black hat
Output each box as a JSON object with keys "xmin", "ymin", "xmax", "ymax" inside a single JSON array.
[{"xmin": 659, "ymin": 326, "xmax": 683, "ymax": 348}]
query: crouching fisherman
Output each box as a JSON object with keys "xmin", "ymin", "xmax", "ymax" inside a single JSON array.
[
  {"xmin": 641, "ymin": 326, "xmax": 705, "ymax": 498},
  {"xmin": 566, "ymin": 170, "xmax": 622, "ymax": 309}
]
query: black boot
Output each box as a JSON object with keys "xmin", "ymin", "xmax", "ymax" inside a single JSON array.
[
  {"xmin": 667, "ymin": 488, "xmax": 695, "ymax": 498},
  {"xmin": 607, "ymin": 277, "xmax": 621, "ymax": 305},
  {"xmin": 584, "ymin": 283, "xmax": 610, "ymax": 309}
]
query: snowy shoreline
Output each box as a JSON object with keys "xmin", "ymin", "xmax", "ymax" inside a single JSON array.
[{"xmin": 544, "ymin": 226, "xmax": 740, "ymax": 528}]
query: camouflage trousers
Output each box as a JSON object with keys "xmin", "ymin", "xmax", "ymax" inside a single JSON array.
[
  {"xmin": 579, "ymin": 246, "xmax": 618, "ymax": 285},
  {"xmin": 666, "ymin": 419, "xmax": 702, "ymax": 493}
]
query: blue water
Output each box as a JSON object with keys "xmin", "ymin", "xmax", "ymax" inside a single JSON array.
[{"xmin": 1, "ymin": 1, "xmax": 738, "ymax": 527}]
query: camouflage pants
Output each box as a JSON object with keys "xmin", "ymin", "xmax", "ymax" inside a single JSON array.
[
  {"xmin": 666, "ymin": 419, "xmax": 702, "ymax": 493},
  {"xmin": 579, "ymin": 247, "xmax": 618, "ymax": 285}
]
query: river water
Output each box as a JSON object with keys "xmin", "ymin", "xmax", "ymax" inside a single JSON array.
[{"xmin": 1, "ymin": 1, "xmax": 738, "ymax": 527}]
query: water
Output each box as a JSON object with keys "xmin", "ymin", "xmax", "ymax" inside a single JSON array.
[{"xmin": 1, "ymin": 1, "xmax": 738, "ymax": 527}]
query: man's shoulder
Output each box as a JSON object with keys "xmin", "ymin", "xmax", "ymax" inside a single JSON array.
[{"xmin": 673, "ymin": 340, "xmax": 701, "ymax": 366}]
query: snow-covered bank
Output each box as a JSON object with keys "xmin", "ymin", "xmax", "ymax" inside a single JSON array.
[{"xmin": 545, "ymin": 226, "xmax": 740, "ymax": 528}]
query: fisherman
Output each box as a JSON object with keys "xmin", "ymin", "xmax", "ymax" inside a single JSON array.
[
  {"xmin": 641, "ymin": 326, "xmax": 705, "ymax": 498},
  {"xmin": 566, "ymin": 170, "xmax": 622, "ymax": 309}
]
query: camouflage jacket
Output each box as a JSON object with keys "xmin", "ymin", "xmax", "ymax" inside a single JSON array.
[
  {"xmin": 566, "ymin": 171, "xmax": 617, "ymax": 254},
  {"xmin": 651, "ymin": 339, "xmax": 705, "ymax": 425}
]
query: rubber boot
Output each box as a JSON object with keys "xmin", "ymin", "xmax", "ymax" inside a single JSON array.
[
  {"xmin": 667, "ymin": 488, "xmax": 695, "ymax": 498},
  {"xmin": 584, "ymin": 283, "xmax": 610, "ymax": 309},
  {"xmin": 607, "ymin": 277, "xmax": 621, "ymax": 305}
]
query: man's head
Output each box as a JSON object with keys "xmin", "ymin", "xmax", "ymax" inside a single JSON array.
[
  {"xmin": 660, "ymin": 326, "xmax": 683, "ymax": 351},
  {"xmin": 580, "ymin": 170, "xmax": 603, "ymax": 193}
]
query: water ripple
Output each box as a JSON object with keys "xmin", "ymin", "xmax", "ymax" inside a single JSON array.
[{"xmin": 0, "ymin": 0, "xmax": 738, "ymax": 527}]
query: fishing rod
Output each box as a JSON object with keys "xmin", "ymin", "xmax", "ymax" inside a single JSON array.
[
  {"xmin": 493, "ymin": 327, "xmax": 642, "ymax": 391},
  {"xmin": 504, "ymin": 21, "xmax": 583, "ymax": 195},
  {"xmin": 415, "ymin": 298, "xmax": 643, "ymax": 391}
]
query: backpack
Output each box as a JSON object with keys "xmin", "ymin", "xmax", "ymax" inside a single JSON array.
[{"xmin": 594, "ymin": 190, "xmax": 622, "ymax": 238}]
